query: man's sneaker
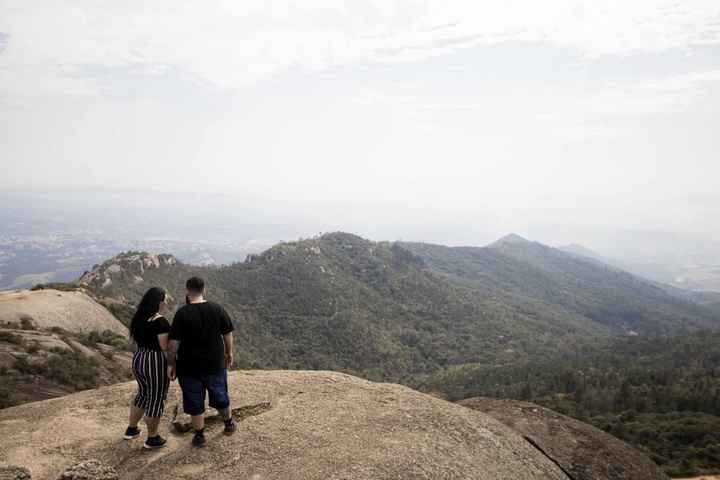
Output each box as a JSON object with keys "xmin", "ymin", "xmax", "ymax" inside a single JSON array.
[
  {"xmin": 224, "ymin": 419, "xmax": 237, "ymax": 436},
  {"xmin": 143, "ymin": 435, "xmax": 167, "ymax": 450},
  {"xmin": 123, "ymin": 426, "xmax": 141, "ymax": 440},
  {"xmin": 192, "ymin": 431, "xmax": 206, "ymax": 448}
]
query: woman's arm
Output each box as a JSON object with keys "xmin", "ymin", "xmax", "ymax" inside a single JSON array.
[{"xmin": 157, "ymin": 333, "xmax": 169, "ymax": 352}]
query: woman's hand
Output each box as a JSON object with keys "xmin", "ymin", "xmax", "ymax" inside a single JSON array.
[{"xmin": 167, "ymin": 365, "xmax": 177, "ymax": 380}]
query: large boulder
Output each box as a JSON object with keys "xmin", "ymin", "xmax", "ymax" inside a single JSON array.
[
  {"xmin": 0, "ymin": 290, "xmax": 127, "ymax": 337},
  {"xmin": 0, "ymin": 370, "xmax": 570, "ymax": 480},
  {"xmin": 457, "ymin": 397, "xmax": 668, "ymax": 480}
]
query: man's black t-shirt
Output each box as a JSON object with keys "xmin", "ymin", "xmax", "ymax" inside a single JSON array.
[
  {"xmin": 169, "ymin": 301, "xmax": 234, "ymax": 376},
  {"xmin": 133, "ymin": 316, "xmax": 170, "ymax": 351}
]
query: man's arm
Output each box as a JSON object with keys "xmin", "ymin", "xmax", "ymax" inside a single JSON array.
[
  {"xmin": 167, "ymin": 339, "xmax": 179, "ymax": 380},
  {"xmin": 219, "ymin": 305, "xmax": 235, "ymax": 369},
  {"xmin": 223, "ymin": 332, "xmax": 234, "ymax": 368}
]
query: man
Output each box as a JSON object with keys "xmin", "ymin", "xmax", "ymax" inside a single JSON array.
[{"xmin": 168, "ymin": 276, "xmax": 237, "ymax": 447}]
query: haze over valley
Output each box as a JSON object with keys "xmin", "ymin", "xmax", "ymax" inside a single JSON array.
[{"xmin": 3, "ymin": 191, "xmax": 720, "ymax": 296}]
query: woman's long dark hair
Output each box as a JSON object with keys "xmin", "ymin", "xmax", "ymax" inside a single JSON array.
[{"xmin": 130, "ymin": 287, "xmax": 166, "ymax": 340}]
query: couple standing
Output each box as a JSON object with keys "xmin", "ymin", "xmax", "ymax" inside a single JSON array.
[{"xmin": 124, "ymin": 276, "xmax": 237, "ymax": 449}]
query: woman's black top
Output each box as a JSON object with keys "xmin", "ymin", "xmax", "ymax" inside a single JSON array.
[{"xmin": 133, "ymin": 316, "xmax": 171, "ymax": 351}]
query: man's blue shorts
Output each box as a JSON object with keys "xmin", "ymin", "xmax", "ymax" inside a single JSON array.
[{"xmin": 178, "ymin": 369, "xmax": 230, "ymax": 416}]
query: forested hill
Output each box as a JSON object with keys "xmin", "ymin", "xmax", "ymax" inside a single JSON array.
[
  {"xmin": 426, "ymin": 329, "xmax": 720, "ymax": 476},
  {"xmin": 77, "ymin": 234, "xmax": 602, "ymax": 382},
  {"xmin": 400, "ymin": 234, "xmax": 717, "ymax": 334},
  {"xmin": 75, "ymin": 232, "xmax": 716, "ymax": 384}
]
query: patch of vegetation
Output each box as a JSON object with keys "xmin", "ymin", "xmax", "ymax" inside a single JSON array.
[
  {"xmin": 100, "ymin": 302, "xmax": 134, "ymax": 327},
  {"xmin": 0, "ymin": 331, "xmax": 24, "ymax": 345},
  {"xmin": 0, "ymin": 388, "xmax": 14, "ymax": 409},
  {"xmin": 79, "ymin": 329, "xmax": 128, "ymax": 349},
  {"xmin": 19, "ymin": 316, "xmax": 36, "ymax": 330},
  {"xmin": 30, "ymin": 282, "xmax": 80, "ymax": 292},
  {"xmin": 15, "ymin": 350, "xmax": 101, "ymax": 390}
]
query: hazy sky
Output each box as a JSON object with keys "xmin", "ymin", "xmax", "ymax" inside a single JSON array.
[{"xmin": 1, "ymin": 1, "xmax": 719, "ymax": 245}]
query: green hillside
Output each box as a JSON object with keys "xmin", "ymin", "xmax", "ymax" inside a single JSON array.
[
  {"xmin": 78, "ymin": 234, "xmax": 607, "ymax": 382},
  {"xmin": 400, "ymin": 234, "xmax": 716, "ymax": 334},
  {"xmin": 75, "ymin": 233, "xmax": 716, "ymax": 385}
]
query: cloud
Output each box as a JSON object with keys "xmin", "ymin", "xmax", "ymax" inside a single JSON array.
[
  {"xmin": 1, "ymin": 1, "xmax": 719, "ymax": 96},
  {"xmin": 578, "ymin": 69, "xmax": 720, "ymax": 116}
]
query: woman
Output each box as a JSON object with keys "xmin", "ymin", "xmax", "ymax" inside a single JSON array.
[{"xmin": 123, "ymin": 287, "xmax": 171, "ymax": 449}]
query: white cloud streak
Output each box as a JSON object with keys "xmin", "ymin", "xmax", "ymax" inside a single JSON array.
[{"xmin": 1, "ymin": 1, "xmax": 719, "ymax": 96}]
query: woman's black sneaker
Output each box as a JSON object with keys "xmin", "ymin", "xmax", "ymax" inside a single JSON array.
[
  {"xmin": 143, "ymin": 435, "xmax": 167, "ymax": 450},
  {"xmin": 123, "ymin": 426, "xmax": 141, "ymax": 440},
  {"xmin": 192, "ymin": 431, "xmax": 206, "ymax": 448},
  {"xmin": 224, "ymin": 419, "xmax": 237, "ymax": 435}
]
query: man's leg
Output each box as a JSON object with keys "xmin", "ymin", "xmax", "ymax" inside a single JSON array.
[
  {"xmin": 178, "ymin": 375, "xmax": 207, "ymax": 446},
  {"xmin": 191, "ymin": 413, "xmax": 205, "ymax": 432},
  {"xmin": 207, "ymin": 369, "xmax": 236, "ymax": 434}
]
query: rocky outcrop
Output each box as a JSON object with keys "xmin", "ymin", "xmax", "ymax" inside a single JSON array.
[
  {"xmin": 79, "ymin": 252, "xmax": 177, "ymax": 292},
  {"xmin": 0, "ymin": 370, "xmax": 572, "ymax": 480},
  {"xmin": 0, "ymin": 289, "xmax": 127, "ymax": 337},
  {"xmin": 458, "ymin": 397, "xmax": 668, "ymax": 480}
]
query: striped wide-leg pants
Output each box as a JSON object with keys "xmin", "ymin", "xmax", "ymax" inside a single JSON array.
[{"xmin": 132, "ymin": 347, "xmax": 169, "ymax": 418}]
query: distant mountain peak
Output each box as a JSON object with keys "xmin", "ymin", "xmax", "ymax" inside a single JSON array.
[{"xmin": 490, "ymin": 233, "xmax": 533, "ymax": 247}]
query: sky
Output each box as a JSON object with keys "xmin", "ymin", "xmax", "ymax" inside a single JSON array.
[{"xmin": 1, "ymin": 1, "xmax": 719, "ymax": 247}]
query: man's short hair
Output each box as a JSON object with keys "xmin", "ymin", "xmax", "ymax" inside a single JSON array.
[{"xmin": 186, "ymin": 276, "xmax": 205, "ymax": 294}]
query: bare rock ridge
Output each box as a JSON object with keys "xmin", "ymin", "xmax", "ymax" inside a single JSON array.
[
  {"xmin": 79, "ymin": 252, "xmax": 177, "ymax": 293},
  {"xmin": 0, "ymin": 370, "xmax": 572, "ymax": 480},
  {"xmin": 458, "ymin": 397, "xmax": 669, "ymax": 480}
]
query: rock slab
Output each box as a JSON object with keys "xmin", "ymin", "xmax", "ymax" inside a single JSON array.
[
  {"xmin": 0, "ymin": 370, "xmax": 569, "ymax": 480},
  {"xmin": 458, "ymin": 397, "xmax": 669, "ymax": 480}
]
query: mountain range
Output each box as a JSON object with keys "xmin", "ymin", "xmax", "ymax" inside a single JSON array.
[{"xmin": 72, "ymin": 232, "xmax": 717, "ymax": 385}]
